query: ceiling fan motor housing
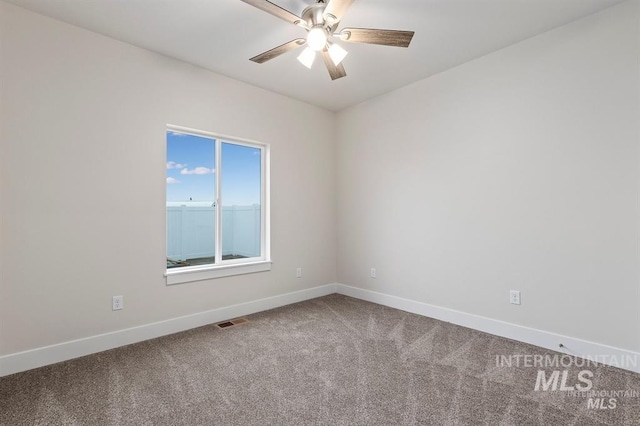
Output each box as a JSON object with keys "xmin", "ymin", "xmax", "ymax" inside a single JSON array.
[{"xmin": 301, "ymin": 3, "xmax": 334, "ymax": 32}]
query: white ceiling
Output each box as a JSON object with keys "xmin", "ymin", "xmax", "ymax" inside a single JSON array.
[{"xmin": 5, "ymin": 0, "xmax": 626, "ymax": 111}]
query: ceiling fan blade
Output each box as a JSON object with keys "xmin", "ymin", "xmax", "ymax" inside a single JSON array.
[
  {"xmin": 320, "ymin": 50, "xmax": 346, "ymax": 80},
  {"xmin": 250, "ymin": 39, "xmax": 306, "ymax": 64},
  {"xmin": 323, "ymin": 0, "xmax": 355, "ymax": 25},
  {"xmin": 339, "ymin": 28, "xmax": 414, "ymax": 47},
  {"xmin": 240, "ymin": 0, "xmax": 303, "ymax": 25}
]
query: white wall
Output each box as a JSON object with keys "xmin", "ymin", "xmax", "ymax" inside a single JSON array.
[
  {"xmin": 337, "ymin": 0, "xmax": 640, "ymax": 352},
  {"xmin": 0, "ymin": 2, "xmax": 336, "ymax": 356}
]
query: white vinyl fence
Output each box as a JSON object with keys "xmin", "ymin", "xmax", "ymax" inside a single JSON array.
[{"xmin": 167, "ymin": 204, "xmax": 260, "ymax": 261}]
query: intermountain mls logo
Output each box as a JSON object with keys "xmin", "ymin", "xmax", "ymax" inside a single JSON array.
[
  {"xmin": 496, "ymin": 354, "xmax": 640, "ymax": 410},
  {"xmin": 534, "ymin": 369, "xmax": 593, "ymax": 392}
]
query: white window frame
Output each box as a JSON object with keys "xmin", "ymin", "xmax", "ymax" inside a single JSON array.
[{"xmin": 164, "ymin": 124, "xmax": 271, "ymax": 285}]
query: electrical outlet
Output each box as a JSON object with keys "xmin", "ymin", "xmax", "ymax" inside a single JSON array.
[
  {"xmin": 296, "ymin": 267, "xmax": 302, "ymax": 278},
  {"xmin": 510, "ymin": 290, "xmax": 521, "ymax": 305},
  {"xmin": 371, "ymin": 268, "xmax": 376, "ymax": 279},
  {"xmin": 112, "ymin": 295, "xmax": 124, "ymax": 311}
]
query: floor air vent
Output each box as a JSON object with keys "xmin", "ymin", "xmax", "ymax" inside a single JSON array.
[{"xmin": 216, "ymin": 318, "xmax": 249, "ymax": 329}]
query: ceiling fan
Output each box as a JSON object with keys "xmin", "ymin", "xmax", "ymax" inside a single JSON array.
[{"xmin": 240, "ymin": 0, "xmax": 415, "ymax": 80}]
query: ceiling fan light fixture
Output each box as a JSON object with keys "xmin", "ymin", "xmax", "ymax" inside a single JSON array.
[
  {"xmin": 328, "ymin": 42, "xmax": 348, "ymax": 66},
  {"xmin": 297, "ymin": 47, "xmax": 316, "ymax": 69},
  {"xmin": 307, "ymin": 26, "xmax": 328, "ymax": 51},
  {"xmin": 241, "ymin": 0, "xmax": 414, "ymax": 81}
]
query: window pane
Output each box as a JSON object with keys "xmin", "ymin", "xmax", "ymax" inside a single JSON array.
[
  {"xmin": 221, "ymin": 142, "xmax": 262, "ymax": 259},
  {"xmin": 166, "ymin": 131, "xmax": 216, "ymax": 268}
]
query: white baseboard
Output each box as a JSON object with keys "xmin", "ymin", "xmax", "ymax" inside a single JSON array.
[
  {"xmin": 336, "ymin": 284, "xmax": 640, "ymax": 374},
  {"xmin": 3, "ymin": 282, "xmax": 638, "ymax": 377},
  {"xmin": 0, "ymin": 283, "xmax": 338, "ymax": 377}
]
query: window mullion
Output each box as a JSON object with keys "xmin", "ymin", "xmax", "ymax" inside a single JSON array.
[
  {"xmin": 261, "ymin": 146, "xmax": 268, "ymax": 260},
  {"xmin": 215, "ymin": 138, "xmax": 222, "ymax": 264}
]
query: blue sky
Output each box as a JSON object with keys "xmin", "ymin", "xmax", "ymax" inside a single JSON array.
[{"xmin": 166, "ymin": 131, "xmax": 261, "ymax": 205}]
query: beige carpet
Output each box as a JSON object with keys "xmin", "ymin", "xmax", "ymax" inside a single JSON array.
[{"xmin": 1, "ymin": 294, "xmax": 639, "ymax": 425}]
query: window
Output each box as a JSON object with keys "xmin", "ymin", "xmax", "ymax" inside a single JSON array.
[{"xmin": 165, "ymin": 126, "xmax": 270, "ymax": 284}]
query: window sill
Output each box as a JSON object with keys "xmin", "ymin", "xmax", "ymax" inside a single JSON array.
[{"xmin": 165, "ymin": 260, "xmax": 272, "ymax": 285}]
